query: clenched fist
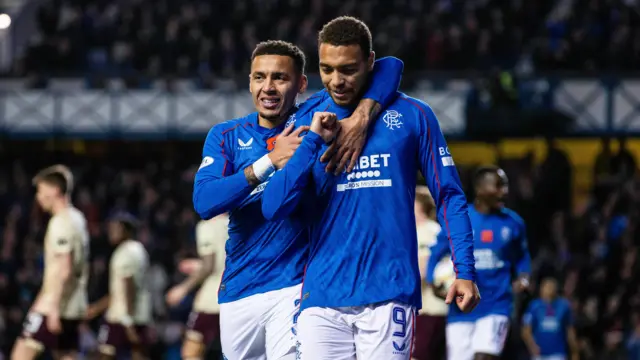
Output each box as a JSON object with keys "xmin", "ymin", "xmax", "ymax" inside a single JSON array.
[
  {"xmin": 310, "ymin": 112, "xmax": 339, "ymax": 143},
  {"xmin": 267, "ymin": 124, "xmax": 310, "ymax": 169}
]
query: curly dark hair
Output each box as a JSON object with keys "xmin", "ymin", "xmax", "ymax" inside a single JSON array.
[
  {"xmin": 318, "ymin": 16, "xmax": 372, "ymax": 58},
  {"xmin": 251, "ymin": 40, "xmax": 306, "ymax": 74}
]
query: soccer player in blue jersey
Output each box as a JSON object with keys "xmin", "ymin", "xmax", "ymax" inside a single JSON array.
[
  {"xmin": 521, "ymin": 277, "xmax": 579, "ymax": 360},
  {"xmin": 192, "ymin": 39, "xmax": 402, "ymax": 360},
  {"xmin": 427, "ymin": 165, "xmax": 532, "ymax": 360},
  {"xmin": 261, "ymin": 16, "xmax": 480, "ymax": 360}
]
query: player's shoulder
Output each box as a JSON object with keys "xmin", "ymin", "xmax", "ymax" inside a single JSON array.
[
  {"xmin": 121, "ymin": 240, "xmax": 148, "ymax": 259},
  {"xmin": 527, "ymin": 298, "xmax": 544, "ymax": 310},
  {"xmin": 557, "ymin": 297, "xmax": 571, "ymax": 309},
  {"xmin": 500, "ymin": 207, "xmax": 525, "ymax": 226},
  {"xmin": 206, "ymin": 113, "xmax": 258, "ymax": 139},
  {"xmin": 290, "ymin": 90, "xmax": 330, "ymax": 127},
  {"xmin": 389, "ymin": 93, "xmax": 436, "ymax": 116}
]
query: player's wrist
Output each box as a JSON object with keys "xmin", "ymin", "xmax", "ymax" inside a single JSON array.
[
  {"xmin": 305, "ymin": 131, "xmax": 327, "ymax": 145},
  {"xmin": 252, "ymin": 154, "xmax": 275, "ymax": 181}
]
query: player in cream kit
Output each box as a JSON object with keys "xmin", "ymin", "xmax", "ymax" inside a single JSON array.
[
  {"xmin": 166, "ymin": 213, "xmax": 229, "ymax": 360},
  {"xmin": 97, "ymin": 213, "xmax": 151, "ymax": 360},
  {"xmin": 413, "ymin": 186, "xmax": 448, "ymax": 360},
  {"xmin": 12, "ymin": 165, "xmax": 89, "ymax": 360}
]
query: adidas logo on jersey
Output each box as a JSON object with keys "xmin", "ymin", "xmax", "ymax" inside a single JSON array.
[{"xmin": 238, "ymin": 138, "xmax": 254, "ymax": 150}]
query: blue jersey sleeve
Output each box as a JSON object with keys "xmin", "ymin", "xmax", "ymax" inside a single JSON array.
[
  {"xmin": 412, "ymin": 99, "xmax": 476, "ymax": 282},
  {"xmin": 514, "ymin": 219, "xmax": 532, "ymax": 276},
  {"xmin": 562, "ymin": 300, "xmax": 574, "ymax": 327},
  {"xmin": 362, "ymin": 57, "xmax": 404, "ymax": 107},
  {"xmin": 193, "ymin": 126, "xmax": 254, "ymax": 219},
  {"xmin": 262, "ymin": 132, "xmax": 326, "ymax": 220},
  {"xmin": 425, "ymin": 231, "xmax": 451, "ymax": 284}
]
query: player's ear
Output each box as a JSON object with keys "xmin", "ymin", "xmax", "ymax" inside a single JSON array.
[
  {"xmin": 367, "ymin": 51, "xmax": 375, "ymax": 71},
  {"xmin": 298, "ymin": 74, "xmax": 308, "ymax": 94}
]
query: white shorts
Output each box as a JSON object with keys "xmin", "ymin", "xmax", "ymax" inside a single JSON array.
[
  {"xmin": 445, "ymin": 314, "xmax": 510, "ymax": 360},
  {"xmin": 297, "ymin": 301, "xmax": 416, "ymax": 360},
  {"xmin": 220, "ymin": 284, "xmax": 301, "ymax": 360}
]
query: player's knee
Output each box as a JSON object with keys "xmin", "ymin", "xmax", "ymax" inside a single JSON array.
[{"xmin": 181, "ymin": 338, "xmax": 205, "ymax": 360}]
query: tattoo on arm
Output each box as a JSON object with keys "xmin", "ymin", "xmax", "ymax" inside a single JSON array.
[{"xmin": 244, "ymin": 166, "xmax": 261, "ymax": 186}]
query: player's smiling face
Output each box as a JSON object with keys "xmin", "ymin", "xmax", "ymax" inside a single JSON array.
[
  {"xmin": 250, "ymin": 55, "xmax": 307, "ymax": 126},
  {"xmin": 318, "ymin": 43, "xmax": 374, "ymax": 106}
]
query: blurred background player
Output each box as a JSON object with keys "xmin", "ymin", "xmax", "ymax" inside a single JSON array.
[
  {"xmin": 166, "ymin": 213, "xmax": 229, "ymax": 360},
  {"xmin": 192, "ymin": 39, "xmax": 401, "ymax": 359},
  {"xmin": 521, "ymin": 277, "xmax": 579, "ymax": 360},
  {"xmin": 413, "ymin": 186, "xmax": 447, "ymax": 360},
  {"xmin": 96, "ymin": 213, "xmax": 151, "ymax": 360},
  {"xmin": 262, "ymin": 16, "xmax": 479, "ymax": 360},
  {"xmin": 11, "ymin": 165, "xmax": 89, "ymax": 360},
  {"xmin": 427, "ymin": 165, "xmax": 531, "ymax": 360}
]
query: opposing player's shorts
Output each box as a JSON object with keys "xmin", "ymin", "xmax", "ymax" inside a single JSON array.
[
  {"xmin": 412, "ymin": 314, "xmax": 446, "ymax": 360},
  {"xmin": 445, "ymin": 314, "xmax": 510, "ymax": 360},
  {"xmin": 97, "ymin": 322, "xmax": 149, "ymax": 356},
  {"xmin": 186, "ymin": 311, "xmax": 220, "ymax": 345},
  {"xmin": 20, "ymin": 311, "xmax": 80, "ymax": 352},
  {"xmin": 220, "ymin": 283, "xmax": 301, "ymax": 360},
  {"xmin": 297, "ymin": 301, "xmax": 416, "ymax": 360}
]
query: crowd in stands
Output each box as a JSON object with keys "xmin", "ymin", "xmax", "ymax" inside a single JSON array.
[
  {"xmin": 10, "ymin": 0, "xmax": 640, "ymax": 86},
  {"xmin": 0, "ymin": 138, "xmax": 638, "ymax": 359}
]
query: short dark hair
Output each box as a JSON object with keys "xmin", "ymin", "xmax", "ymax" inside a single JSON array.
[
  {"xmin": 473, "ymin": 165, "xmax": 500, "ymax": 187},
  {"xmin": 318, "ymin": 16, "xmax": 372, "ymax": 58},
  {"xmin": 33, "ymin": 164, "xmax": 73, "ymax": 195},
  {"xmin": 251, "ymin": 40, "xmax": 306, "ymax": 74}
]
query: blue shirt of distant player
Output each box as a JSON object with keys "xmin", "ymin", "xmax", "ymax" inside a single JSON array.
[
  {"xmin": 192, "ymin": 57, "xmax": 403, "ymax": 303},
  {"xmin": 523, "ymin": 298, "xmax": 573, "ymax": 356},
  {"xmin": 427, "ymin": 205, "xmax": 531, "ymax": 322},
  {"xmin": 261, "ymin": 93, "xmax": 476, "ymax": 311}
]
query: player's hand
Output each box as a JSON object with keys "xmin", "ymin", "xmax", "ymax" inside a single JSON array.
[
  {"xmin": 47, "ymin": 311, "xmax": 62, "ymax": 334},
  {"xmin": 310, "ymin": 112, "xmax": 339, "ymax": 143},
  {"xmin": 125, "ymin": 325, "xmax": 140, "ymax": 345},
  {"xmin": 165, "ymin": 284, "xmax": 188, "ymax": 307},
  {"xmin": 320, "ymin": 114, "xmax": 367, "ymax": 175},
  {"xmin": 446, "ymin": 279, "xmax": 480, "ymax": 313},
  {"xmin": 513, "ymin": 275, "xmax": 530, "ymax": 294},
  {"xmin": 267, "ymin": 124, "xmax": 310, "ymax": 169}
]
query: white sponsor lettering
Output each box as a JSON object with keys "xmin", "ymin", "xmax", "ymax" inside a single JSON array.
[
  {"xmin": 441, "ymin": 156, "xmax": 455, "ymax": 167},
  {"xmin": 336, "ymin": 179, "xmax": 392, "ymax": 192},
  {"xmin": 473, "ymin": 249, "xmax": 504, "ymax": 270},
  {"xmin": 354, "ymin": 153, "xmax": 391, "ymax": 170},
  {"xmin": 438, "ymin": 147, "xmax": 451, "ymax": 156}
]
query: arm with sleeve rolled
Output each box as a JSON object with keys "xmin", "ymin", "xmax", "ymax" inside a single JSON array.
[
  {"xmin": 521, "ymin": 302, "xmax": 541, "ymax": 356},
  {"xmin": 261, "ymin": 57, "xmax": 404, "ymax": 220},
  {"xmin": 415, "ymin": 101, "xmax": 476, "ymax": 282}
]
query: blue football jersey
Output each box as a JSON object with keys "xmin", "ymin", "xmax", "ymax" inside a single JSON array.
[
  {"xmin": 192, "ymin": 57, "xmax": 404, "ymax": 303},
  {"xmin": 523, "ymin": 298, "xmax": 573, "ymax": 356},
  {"xmin": 427, "ymin": 205, "xmax": 531, "ymax": 322},
  {"xmin": 262, "ymin": 93, "xmax": 475, "ymax": 311}
]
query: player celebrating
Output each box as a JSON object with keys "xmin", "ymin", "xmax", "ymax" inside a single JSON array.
[
  {"xmin": 166, "ymin": 214, "xmax": 229, "ymax": 360},
  {"xmin": 12, "ymin": 165, "xmax": 89, "ymax": 360},
  {"xmin": 427, "ymin": 166, "xmax": 531, "ymax": 360},
  {"xmin": 192, "ymin": 39, "xmax": 402, "ymax": 359},
  {"xmin": 261, "ymin": 17, "xmax": 479, "ymax": 360},
  {"xmin": 522, "ymin": 277, "xmax": 580, "ymax": 360},
  {"xmin": 96, "ymin": 213, "xmax": 151, "ymax": 360}
]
